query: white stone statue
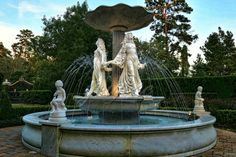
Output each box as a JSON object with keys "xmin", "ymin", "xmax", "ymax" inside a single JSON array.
[
  {"xmin": 194, "ymin": 86, "xmax": 204, "ymax": 107},
  {"xmin": 105, "ymin": 33, "xmax": 145, "ymax": 96},
  {"xmin": 49, "ymin": 80, "xmax": 67, "ymax": 121},
  {"xmin": 87, "ymin": 38, "xmax": 111, "ymax": 96},
  {"xmin": 193, "ymin": 86, "xmax": 209, "ymax": 116}
]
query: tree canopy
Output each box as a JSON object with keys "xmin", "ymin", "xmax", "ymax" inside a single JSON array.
[
  {"xmin": 145, "ymin": 0, "xmax": 198, "ymax": 74},
  {"xmin": 31, "ymin": 1, "xmax": 112, "ymax": 89},
  {"xmin": 201, "ymin": 27, "xmax": 236, "ymax": 76}
]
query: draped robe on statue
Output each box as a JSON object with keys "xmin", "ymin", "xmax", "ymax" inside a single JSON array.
[
  {"xmin": 110, "ymin": 42, "xmax": 143, "ymax": 96},
  {"xmin": 87, "ymin": 46, "xmax": 110, "ymax": 96}
]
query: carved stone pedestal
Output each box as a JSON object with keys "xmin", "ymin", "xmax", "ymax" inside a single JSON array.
[
  {"xmin": 49, "ymin": 111, "xmax": 67, "ymax": 122},
  {"xmin": 193, "ymin": 105, "xmax": 210, "ymax": 117}
]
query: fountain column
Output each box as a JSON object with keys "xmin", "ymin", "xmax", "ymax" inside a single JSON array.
[{"xmin": 111, "ymin": 30, "xmax": 125, "ymax": 96}]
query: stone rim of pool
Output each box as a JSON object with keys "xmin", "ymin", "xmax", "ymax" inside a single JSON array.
[{"xmin": 22, "ymin": 109, "xmax": 217, "ymax": 157}]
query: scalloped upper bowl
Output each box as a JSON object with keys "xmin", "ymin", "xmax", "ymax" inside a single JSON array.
[{"xmin": 85, "ymin": 3, "xmax": 153, "ymax": 32}]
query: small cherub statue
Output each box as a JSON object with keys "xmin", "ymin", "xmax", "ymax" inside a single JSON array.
[
  {"xmin": 50, "ymin": 80, "xmax": 67, "ymax": 113},
  {"xmin": 194, "ymin": 86, "xmax": 204, "ymax": 107},
  {"xmin": 193, "ymin": 86, "xmax": 209, "ymax": 116}
]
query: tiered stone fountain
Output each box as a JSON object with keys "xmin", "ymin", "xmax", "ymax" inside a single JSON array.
[{"xmin": 22, "ymin": 4, "xmax": 216, "ymax": 157}]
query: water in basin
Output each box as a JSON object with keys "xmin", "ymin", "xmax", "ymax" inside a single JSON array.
[{"xmin": 69, "ymin": 114, "xmax": 195, "ymax": 126}]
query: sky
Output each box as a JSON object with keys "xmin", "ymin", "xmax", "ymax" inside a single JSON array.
[{"xmin": 0, "ymin": 0, "xmax": 236, "ymax": 64}]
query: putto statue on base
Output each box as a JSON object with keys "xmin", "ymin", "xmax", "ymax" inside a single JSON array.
[
  {"xmin": 49, "ymin": 80, "xmax": 67, "ymax": 122},
  {"xmin": 193, "ymin": 86, "xmax": 209, "ymax": 116}
]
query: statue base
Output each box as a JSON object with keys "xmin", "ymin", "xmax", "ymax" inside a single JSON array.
[
  {"xmin": 193, "ymin": 105, "xmax": 210, "ymax": 117},
  {"xmin": 49, "ymin": 111, "xmax": 67, "ymax": 122}
]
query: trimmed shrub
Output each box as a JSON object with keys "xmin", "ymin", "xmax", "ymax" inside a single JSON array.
[
  {"xmin": 205, "ymin": 98, "xmax": 236, "ymax": 111},
  {"xmin": 175, "ymin": 76, "xmax": 236, "ymax": 98},
  {"xmin": 0, "ymin": 105, "xmax": 49, "ymax": 128},
  {"xmin": 0, "ymin": 104, "xmax": 79, "ymax": 128},
  {"xmin": 65, "ymin": 93, "xmax": 76, "ymax": 106},
  {"xmin": 143, "ymin": 75, "xmax": 236, "ymax": 99},
  {"xmin": 0, "ymin": 73, "xmax": 3, "ymax": 90},
  {"xmin": 211, "ymin": 110, "xmax": 236, "ymax": 130},
  {"xmin": 0, "ymin": 118, "xmax": 23, "ymax": 128},
  {"xmin": 13, "ymin": 106, "xmax": 49, "ymax": 117},
  {"xmin": 11, "ymin": 90, "xmax": 53, "ymax": 104},
  {"xmin": 0, "ymin": 90, "xmax": 13, "ymax": 120}
]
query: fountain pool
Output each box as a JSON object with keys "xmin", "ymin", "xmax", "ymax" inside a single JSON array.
[{"xmin": 22, "ymin": 109, "xmax": 216, "ymax": 157}]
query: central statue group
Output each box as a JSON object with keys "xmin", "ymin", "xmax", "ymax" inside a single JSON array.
[{"xmin": 87, "ymin": 32, "xmax": 145, "ymax": 97}]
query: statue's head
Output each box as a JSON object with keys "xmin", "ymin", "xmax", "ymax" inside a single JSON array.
[
  {"xmin": 197, "ymin": 86, "xmax": 203, "ymax": 92},
  {"xmin": 122, "ymin": 32, "xmax": 134, "ymax": 44},
  {"xmin": 96, "ymin": 38, "xmax": 105, "ymax": 47},
  {"xmin": 55, "ymin": 80, "xmax": 63, "ymax": 88},
  {"xmin": 126, "ymin": 32, "xmax": 133, "ymax": 40}
]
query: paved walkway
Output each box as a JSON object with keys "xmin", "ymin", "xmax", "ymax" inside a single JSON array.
[{"xmin": 0, "ymin": 126, "xmax": 235, "ymax": 157}]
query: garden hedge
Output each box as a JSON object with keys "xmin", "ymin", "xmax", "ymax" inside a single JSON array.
[
  {"xmin": 143, "ymin": 75, "xmax": 236, "ymax": 99},
  {"xmin": 211, "ymin": 110, "xmax": 236, "ymax": 130},
  {"xmin": 0, "ymin": 73, "xmax": 3, "ymax": 90},
  {"xmin": 0, "ymin": 104, "xmax": 78, "ymax": 128},
  {"xmin": 9, "ymin": 90, "xmax": 53, "ymax": 104},
  {"xmin": 0, "ymin": 105, "xmax": 49, "ymax": 128}
]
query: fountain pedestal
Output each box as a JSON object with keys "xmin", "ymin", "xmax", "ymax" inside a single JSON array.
[
  {"xmin": 74, "ymin": 95, "xmax": 164, "ymax": 124},
  {"xmin": 111, "ymin": 31, "xmax": 124, "ymax": 96},
  {"xmin": 49, "ymin": 111, "xmax": 67, "ymax": 122}
]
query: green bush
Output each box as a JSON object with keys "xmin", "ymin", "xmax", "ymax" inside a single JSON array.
[
  {"xmin": 143, "ymin": 75, "xmax": 236, "ymax": 99},
  {"xmin": 175, "ymin": 76, "xmax": 236, "ymax": 98},
  {"xmin": 0, "ymin": 118, "xmax": 23, "ymax": 128},
  {"xmin": 65, "ymin": 93, "xmax": 75, "ymax": 106},
  {"xmin": 211, "ymin": 110, "xmax": 236, "ymax": 130},
  {"xmin": 13, "ymin": 105, "xmax": 50, "ymax": 117},
  {"xmin": 0, "ymin": 104, "xmax": 80, "ymax": 128},
  {"xmin": 18, "ymin": 90, "xmax": 53, "ymax": 104},
  {"xmin": 0, "ymin": 73, "xmax": 3, "ymax": 90},
  {"xmin": 0, "ymin": 90, "xmax": 13, "ymax": 120},
  {"xmin": 0, "ymin": 105, "xmax": 49, "ymax": 128},
  {"xmin": 205, "ymin": 98, "xmax": 236, "ymax": 111}
]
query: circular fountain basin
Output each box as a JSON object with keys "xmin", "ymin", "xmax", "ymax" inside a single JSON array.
[{"xmin": 22, "ymin": 109, "xmax": 216, "ymax": 157}]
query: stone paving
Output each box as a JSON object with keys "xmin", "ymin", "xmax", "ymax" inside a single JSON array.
[{"xmin": 0, "ymin": 126, "xmax": 235, "ymax": 157}]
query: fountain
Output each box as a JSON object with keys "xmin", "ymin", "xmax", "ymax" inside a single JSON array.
[{"xmin": 22, "ymin": 4, "xmax": 216, "ymax": 157}]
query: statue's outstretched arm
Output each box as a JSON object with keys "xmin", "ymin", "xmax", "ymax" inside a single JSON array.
[{"xmin": 104, "ymin": 44, "xmax": 126, "ymax": 68}]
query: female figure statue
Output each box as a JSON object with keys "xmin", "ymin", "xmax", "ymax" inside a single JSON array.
[
  {"xmin": 50, "ymin": 80, "xmax": 67, "ymax": 113},
  {"xmin": 105, "ymin": 33, "xmax": 145, "ymax": 96},
  {"xmin": 87, "ymin": 38, "xmax": 111, "ymax": 96}
]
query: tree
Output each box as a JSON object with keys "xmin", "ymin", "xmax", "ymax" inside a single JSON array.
[
  {"xmin": 179, "ymin": 45, "xmax": 190, "ymax": 76},
  {"xmin": 10, "ymin": 29, "xmax": 36, "ymax": 82},
  {"xmin": 0, "ymin": 42, "xmax": 14, "ymax": 79},
  {"xmin": 12, "ymin": 29, "xmax": 35, "ymax": 60},
  {"xmin": 32, "ymin": 2, "xmax": 112, "ymax": 90},
  {"xmin": 191, "ymin": 53, "xmax": 207, "ymax": 76},
  {"xmin": 201, "ymin": 27, "xmax": 236, "ymax": 76},
  {"xmin": 145, "ymin": 0, "xmax": 198, "ymax": 74},
  {"xmin": 0, "ymin": 42, "xmax": 11, "ymax": 58}
]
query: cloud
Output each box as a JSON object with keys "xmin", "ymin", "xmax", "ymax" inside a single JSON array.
[
  {"xmin": 8, "ymin": 1, "xmax": 43, "ymax": 18},
  {"xmin": 47, "ymin": 3, "xmax": 68, "ymax": 15},
  {"xmin": 0, "ymin": 22, "xmax": 19, "ymax": 50},
  {"xmin": 8, "ymin": 0, "xmax": 72, "ymax": 20}
]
